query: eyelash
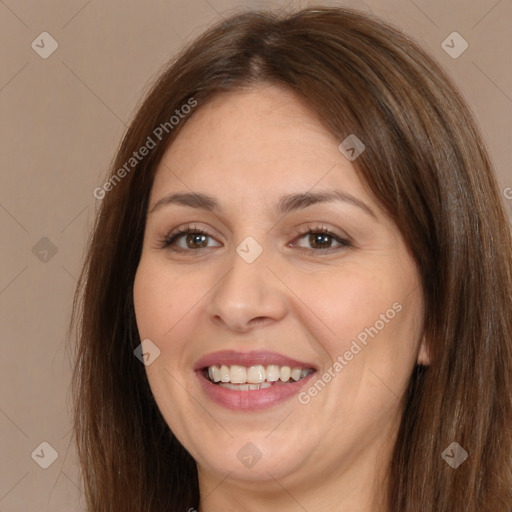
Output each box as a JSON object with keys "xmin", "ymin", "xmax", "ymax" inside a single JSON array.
[{"xmin": 158, "ymin": 223, "xmax": 352, "ymax": 254}]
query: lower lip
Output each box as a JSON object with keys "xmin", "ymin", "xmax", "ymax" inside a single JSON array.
[{"xmin": 196, "ymin": 371, "xmax": 317, "ymax": 410}]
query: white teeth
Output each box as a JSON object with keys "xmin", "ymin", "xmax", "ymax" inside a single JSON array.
[
  {"xmin": 205, "ymin": 364, "xmax": 313, "ymax": 386},
  {"xmin": 280, "ymin": 366, "xmax": 291, "ymax": 382},
  {"xmin": 247, "ymin": 365, "xmax": 265, "ymax": 384},
  {"xmin": 230, "ymin": 365, "xmax": 246, "ymax": 384},
  {"xmin": 218, "ymin": 381, "xmax": 273, "ymax": 390},
  {"xmin": 266, "ymin": 365, "xmax": 280, "ymax": 381},
  {"xmin": 208, "ymin": 366, "xmax": 220, "ymax": 382},
  {"xmin": 290, "ymin": 368, "xmax": 302, "ymax": 381},
  {"xmin": 300, "ymin": 369, "xmax": 311, "ymax": 380},
  {"xmin": 220, "ymin": 365, "xmax": 230, "ymax": 383}
]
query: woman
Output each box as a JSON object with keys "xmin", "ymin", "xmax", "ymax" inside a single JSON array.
[{"xmin": 71, "ymin": 6, "xmax": 512, "ymax": 511}]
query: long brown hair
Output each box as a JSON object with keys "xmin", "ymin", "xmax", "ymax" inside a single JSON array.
[{"xmin": 70, "ymin": 7, "xmax": 512, "ymax": 511}]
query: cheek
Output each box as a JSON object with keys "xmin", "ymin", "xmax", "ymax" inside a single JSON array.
[
  {"xmin": 294, "ymin": 266, "xmax": 421, "ymax": 427},
  {"xmin": 133, "ymin": 259, "xmax": 204, "ymax": 343},
  {"xmin": 290, "ymin": 262, "xmax": 422, "ymax": 406},
  {"xmin": 133, "ymin": 261, "xmax": 203, "ymax": 431},
  {"xmin": 291, "ymin": 264, "xmax": 407, "ymax": 353}
]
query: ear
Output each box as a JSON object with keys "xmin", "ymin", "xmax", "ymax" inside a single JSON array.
[{"xmin": 417, "ymin": 334, "xmax": 431, "ymax": 366}]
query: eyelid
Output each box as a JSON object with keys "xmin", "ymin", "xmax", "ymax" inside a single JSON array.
[
  {"xmin": 159, "ymin": 223, "xmax": 221, "ymax": 250},
  {"xmin": 289, "ymin": 223, "xmax": 352, "ymax": 251}
]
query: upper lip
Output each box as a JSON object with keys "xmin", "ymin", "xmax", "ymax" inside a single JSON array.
[{"xmin": 194, "ymin": 350, "xmax": 317, "ymax": 371}]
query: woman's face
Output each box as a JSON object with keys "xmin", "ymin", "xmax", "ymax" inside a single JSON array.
[{"xmin": 133, "ymin": 85, "xmax": 428, "ymax": 495}]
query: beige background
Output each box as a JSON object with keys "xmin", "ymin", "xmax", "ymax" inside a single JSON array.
[{"xmin": 0, "ymin": 0, "xmax": 510, "ymax": 510}]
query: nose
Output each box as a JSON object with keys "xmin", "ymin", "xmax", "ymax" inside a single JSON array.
[{"xmin": 205, "ymin": 247, "xmax": 288, "ymax": 333}]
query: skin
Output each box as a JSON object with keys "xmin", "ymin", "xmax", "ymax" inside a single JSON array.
[{"xmin": 133, "ymin": 84, "xmax": 430, "ymax": 512}]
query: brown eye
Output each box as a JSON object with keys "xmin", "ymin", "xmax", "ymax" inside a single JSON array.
[
  {"xmin": 293, "ymin": 229, "xmax": 350, "ymax": 251},
  {"xmin": 184, "ymin": 232, "xmax": 209, "ymax": 249},
  {"xmin": 162, "ymin": 228, "xmax": 221, "ymax": 251},
  {"xmin": 308, "ymin": 232, "xmax": 336, "ymax": 249}
]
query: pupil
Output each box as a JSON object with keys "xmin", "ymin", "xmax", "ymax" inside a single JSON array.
[
  {"xmin": 187, "ymin": 233, "xmax": 207, "ymax": 248},
  {"xmin": 311, "ymin": 233, "xmax": 331, "ymax": 248}
]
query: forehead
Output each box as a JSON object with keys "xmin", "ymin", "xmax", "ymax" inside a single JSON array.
[{"xmin": 150, "ymin": 86, "xmax": 372, "ymax": 213}]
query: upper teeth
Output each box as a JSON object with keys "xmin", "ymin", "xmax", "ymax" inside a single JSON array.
[{"xmin": 207, "ymin": 364, "xmax": 312, "ymax": 384}]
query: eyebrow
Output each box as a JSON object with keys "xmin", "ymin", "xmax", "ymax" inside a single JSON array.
[{"xmin": 148, "ymin": 190, "xmax": 377, "ymax": 219}]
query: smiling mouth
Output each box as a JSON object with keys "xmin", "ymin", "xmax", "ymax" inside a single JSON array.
[{"xmin": 203, "ymin": 364, "xmax": 315, "ymax": 390}]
